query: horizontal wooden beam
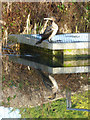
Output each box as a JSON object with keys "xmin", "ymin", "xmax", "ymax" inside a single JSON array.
[{"xmin": 8, "ymin": 33, "xmax": 89, "ymax": 50}]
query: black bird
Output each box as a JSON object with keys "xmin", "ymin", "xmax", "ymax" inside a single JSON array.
[{"xmin": 36, "ymin": 17, "xmax": 58, "ymax": 45}]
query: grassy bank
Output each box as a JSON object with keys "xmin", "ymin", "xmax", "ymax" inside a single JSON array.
[{"xmin": 20, "ymin": 91, "xmax": 89, "ymax": 118}]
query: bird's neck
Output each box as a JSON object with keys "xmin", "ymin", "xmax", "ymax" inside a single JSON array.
[{"xmin": 52, "ymin": 21, "xmax": 58, "ymax": 30}]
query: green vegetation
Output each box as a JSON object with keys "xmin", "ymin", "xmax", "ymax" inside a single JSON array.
[
  {"xmin": 1, "ymin": 2, "xmax": 89, "ymax": 119},
  {"xmin": 2, "ymin": 2, "xmax": 89, "ymax": 35},
  {"xmin": 20, "ymin": 91, "xmax": 89, "ymax": 118}
]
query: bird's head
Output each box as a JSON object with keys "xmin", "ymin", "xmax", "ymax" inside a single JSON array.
[{"xmin": 44, "ymin": 16, "xmax": 56, "ymax": 21}]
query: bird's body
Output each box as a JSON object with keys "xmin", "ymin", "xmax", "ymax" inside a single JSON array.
[{"xmin": 36, "ymin": 17, "xmax": 58, "ymax": 45}]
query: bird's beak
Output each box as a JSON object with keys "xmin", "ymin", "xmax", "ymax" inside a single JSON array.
[{"xmin": 44, "ymin": 18, "xmax": 52, "ymax": 21}]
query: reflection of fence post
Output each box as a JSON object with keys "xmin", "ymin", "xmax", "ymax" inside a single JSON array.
[
  {"xmin": 66, "ymin": 87, "xmax": 90, "ymax": 112},
  {"xmin": 66, "ymin": 88, "xmax": 71, "ymax": 108}
]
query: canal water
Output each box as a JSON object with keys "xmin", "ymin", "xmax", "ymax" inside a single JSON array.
[{"xmin": 0, "ymin": 37, "xmax": 89, "ymax": 118}]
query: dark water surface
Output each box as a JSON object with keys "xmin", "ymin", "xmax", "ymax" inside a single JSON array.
[{"xmin": 1, "ymin": 41, "xmax": 89, "ymax": 118}]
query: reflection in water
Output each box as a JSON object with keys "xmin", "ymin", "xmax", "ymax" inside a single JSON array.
[
  {"xmin": 20, "ymin": 43, "xmax": 90, "ymax": 67},
  {"xmin": 2, "ymin": 56, "xmax": 64, "ymax": 107},
  {"xmin": 36, "ymin": 70, "xmax": 58, "ymax": 100},
  {"xmin": 1, "ymin": 43, "xmax": 89, "ymax": 113},
  {"xmin": 2, "ymin": 55, "xmax": 89, "ymax": 108}
]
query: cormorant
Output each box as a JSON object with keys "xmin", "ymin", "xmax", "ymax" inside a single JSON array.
[{"xmin": 36, "ymin": 17, "xmax": 58, "ymax": 45}]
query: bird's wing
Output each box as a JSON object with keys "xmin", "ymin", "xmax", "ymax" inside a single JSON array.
[
  {"xmin": 40, "ymin": 25, "xmax": 53, "ymax": 41},
  {"xmin": 43, "ymin": 25, "xmax": 53, "ymax": 35},
  {"xmin": 43, "ymin": 25, "xmax": 53, "ymax": 34}
]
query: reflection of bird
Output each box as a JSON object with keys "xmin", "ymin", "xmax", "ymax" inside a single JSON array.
[
  {"xmin": 48, "ymin": 93, "xmax": 56, "ymax": 100},
  {"xmin": 37, "ymin": 70, "xmax": 58, "ymax": 100},
  {"xmin": 48, "ymin": 75, "xmax": 58, "ymax": 100},
  {"xmin": 36, "ymin": 17, "xmax": 58, "ymax": 45}
]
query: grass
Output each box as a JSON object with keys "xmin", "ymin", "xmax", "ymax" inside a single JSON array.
[{"xmin": 20, "ymin": 91, "xmax": 89, "ymax": 118}]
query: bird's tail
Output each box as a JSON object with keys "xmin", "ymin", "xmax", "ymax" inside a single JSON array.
[{"xmin": 35, "ymin": 34, "xmax": 43, "ymax": 45}]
